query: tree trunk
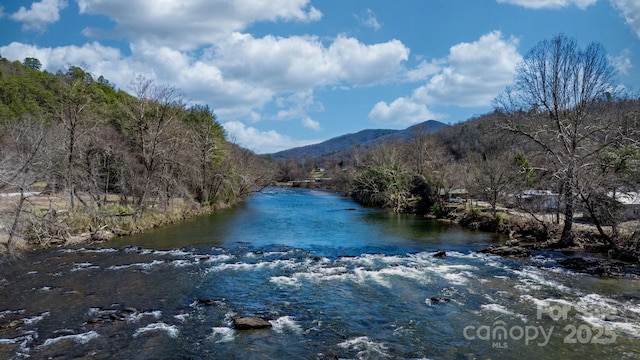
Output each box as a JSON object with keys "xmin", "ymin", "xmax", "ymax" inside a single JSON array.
[
  {"xmin": 67, "ymin": 122, "xmax": 76, "ymax": 212},
  {"xmin": 559, "ymin": 171, "xmax": 575, "ymax": 247},
  {"xmin": 7, "ymin": 188, "xmax": 27, "ymax": 255}
]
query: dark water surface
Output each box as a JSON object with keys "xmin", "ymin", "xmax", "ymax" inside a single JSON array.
[{"xmin": 0, "ymin": 187, "xmax": 639, "ymax": 359}]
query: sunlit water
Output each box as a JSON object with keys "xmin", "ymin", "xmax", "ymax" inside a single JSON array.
[{"xmin": 0, "ymin": 187, "xmax": 639, "ymax": 359}]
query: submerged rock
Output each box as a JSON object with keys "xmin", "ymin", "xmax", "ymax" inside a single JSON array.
[
  {"xmin": 233, "ymin": 316, "xmax": 272, "ymax": 330},
  {"xmin": 556, "ymin": 257, "xmax": 631, "ymax": 277},
  {"xmin": 478, "ymin": 245, "xmax": 531, "ymax": 258},
  {"xmin": 196, "ymin": 298, "xmax": 226, "ymax": 307},
  {"xmin": 429, "ymin": 297, "xmax": 451, "ymax": 304}
]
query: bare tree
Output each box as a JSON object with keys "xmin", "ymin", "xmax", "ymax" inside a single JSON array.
[
  {"xmin": 56, "ymin": 66, "xmax": 94, "ymax": 211},
  {"xmin": 221, "ymin": 144, "xmax": 275, "ymax": 202},
  {"xmin": 0, "ymin": 117, "xmax": 48, "ymax": 254},
  {"xmin": 122, "ymin": 76, "xmax": 186, "ymax": 208},
  {"xmin": 404, "ymin": 127, "xmax": 433, "ymax": 176},
  {"xmin": 351, "ymin": 141, "xmax": 414, "ymax": 212},
  {"xmin": 184, "ymin": 105, "xmax": 226, "ymax": 204},
  {"xmin": 467, "ymin": 151, "xmax": 520, "ymax": 216},
  {"xmin": 497, "ymin": 34, "xmax": 619, "ymax": 247}
]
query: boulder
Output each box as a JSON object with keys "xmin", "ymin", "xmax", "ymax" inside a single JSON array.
[
  {"xmin": 233, "ymin": 317, "xmax": 272, "ymax": 330},
  {"xmin": 478, "ymin": 245, "xmax": 531, "ymax": 258},
  {"xmin": 433, "ymin": 251, "xmax": 446, "ymax": 258}
]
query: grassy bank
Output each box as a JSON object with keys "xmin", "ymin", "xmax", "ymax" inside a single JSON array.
[{"xmin": 0, "ymin": 193, "xmax": 228, "ymax": 253}]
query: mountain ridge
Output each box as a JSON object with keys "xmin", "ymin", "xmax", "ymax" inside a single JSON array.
[{"xmin": 270, "ymin": 120, "xmax": 449, "ymax": 160}]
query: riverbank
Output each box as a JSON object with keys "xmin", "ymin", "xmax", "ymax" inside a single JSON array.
[
  {"xmin": 0, "ymin": 192, "xmax": 234, "ymax": 254},
  {"xmin": 443, "ymin": 205, "xmax": 640, "ymax": 275}
]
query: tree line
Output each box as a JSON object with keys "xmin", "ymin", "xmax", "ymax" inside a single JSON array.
[
  {"xmin": 0, "ymin": 57, "xmax": 274, "ymax": 254},
  {"xmin": 276, "ymin": 35, "xmax": 640, "ymax": 260}
]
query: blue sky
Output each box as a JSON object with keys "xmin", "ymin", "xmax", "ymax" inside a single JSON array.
[{"xmin": 1, "ymin": 0, "xmax": 639, "ymax": 153}]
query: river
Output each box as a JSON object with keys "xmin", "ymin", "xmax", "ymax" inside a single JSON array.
[{"xmin": 0, "ymin": 187, "xmax": 638, "ymax": 359}]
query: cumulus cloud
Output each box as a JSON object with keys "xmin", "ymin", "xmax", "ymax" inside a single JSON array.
[
  {"xmin": 404, "ymin": 59, "xmax": 443, "ymax": 82},
  {"xmin": 211, "ymin": 33, "xmax": 408, "ymax": 90},
  {"xmin": 369, "ymin": 31, "xmax": 522, "ymax": 126},
  {"xmin": 222, "ymin": 121, "xmax": 318, "ymax": 153},
  {"xmin": 414, "ymin": 31, "xmax": 522, "ymax": 107},
  {"xmin": 328, "ymin": 36, "xmax": 409, "ymax": 86},
  {"xmin": 77, "ymin": 0, "xmax": 322, "ymax": 50},
  {"xmin": 10, "ymin": 0, "xmax": 67, "ymax": 31},
  {"xmin": 369, "ymin": 97, "xmax": 441, "ymax": 126},
  {"xmin": 168, "ymin": 33, "xmax": 408, "ymax": 117},
  {"xmin": 611, "ymin": 0, "xmax": 640, "ymax": 38},
  {"xmin": 496, "ymin": 0, "xmax": 597, "ymax": 9}
]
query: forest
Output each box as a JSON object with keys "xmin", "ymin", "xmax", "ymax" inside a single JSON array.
[{"xmin": 0, "ymin": 56, "xmax": 274, "ymax": 255}]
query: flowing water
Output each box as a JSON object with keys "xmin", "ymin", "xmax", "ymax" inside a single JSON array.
[{"xmin": 0, "ymin": 187, "xmax": 639, "ymax": 359}]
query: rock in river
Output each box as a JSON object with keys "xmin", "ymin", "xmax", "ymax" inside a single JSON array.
[
  {"xmin": 478, "ymin": 245, "xmax": 531, "ymax": 258},
  {"xmin": 233, "ymin": 316, "xmax": 273, "ymax": 330}
]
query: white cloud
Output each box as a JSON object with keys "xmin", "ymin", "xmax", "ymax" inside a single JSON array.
[
  {"xmin": 77, "ymin": 0, "xmax": 322, "ymax": 50},
  {"xmin": 10, "ymin": 0, "xmax": 67, "ymax": 31},
  {"xmin": 369, "ymin": 31, "xmax": 522, "ymax": 126},
  {"xmin": 211, "ymin": 33, "xmax": 408, "ymax": 90},
  {"xmin": 222, "ymin": 121, "xmax": 318, "ymax": 154},
  {"xmin": 496, "ymin": 0, "xmax": 597, "ymax": 9},
  {"xmin": 610, "ymin": 48, "xmax": 632, "ymax": 75},
  {"xmin": 301, "ymin": 117, "xmax": 321, "ymax": 131},
  {"xmin": 611, "ymin": 0, "xmax": 640, "ymax": 38},
  {"xmin": 0, "ymin": 41, "xmax": 124, "ymax": 76},
  {"xmin": 369, "ymin": 97, "xmax": 441, "ymax": 126},
  {"xmin": 157, "ymin": 32, "xmax": 408, "ymax": 122},
  {"xmin": 413, "ymin": 31, "xmax": 522, "ymax": 107},
  {"xmin": 328, "ymin": 36, "xmax": 409, "ymax": 86},
  {"xmin": 404, "ymin": 59, "xmax": 442, "ymax": 82},
  {"xmin": 275, "ymin": 91, "xmax": 321, "ymax": 121},
  {"xmin": 213, "ymin": 33, "xmax": 333, "ymax": 91},
  {"xmin": 356, "ymin": 9, "xmax": 381, "ymax": 30}
]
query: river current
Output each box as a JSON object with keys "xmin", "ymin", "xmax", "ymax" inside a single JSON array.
[{"xmin": 0, "ymin": 187, "xmax": 639, "ymax": 359}]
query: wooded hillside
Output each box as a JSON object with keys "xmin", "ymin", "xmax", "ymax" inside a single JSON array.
[{"xmin": 0, "ymin": 56, "xmax": 274, "ymax": 253}]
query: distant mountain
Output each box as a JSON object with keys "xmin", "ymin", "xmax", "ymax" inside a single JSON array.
[{"xmin": 270, "ymin": 120, "xmax": 448, "ymax": 160}]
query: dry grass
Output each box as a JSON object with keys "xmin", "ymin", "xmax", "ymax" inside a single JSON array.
[{"xmin": 0, "ymin": 192, "xmax": 210, "ymax": 251}]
